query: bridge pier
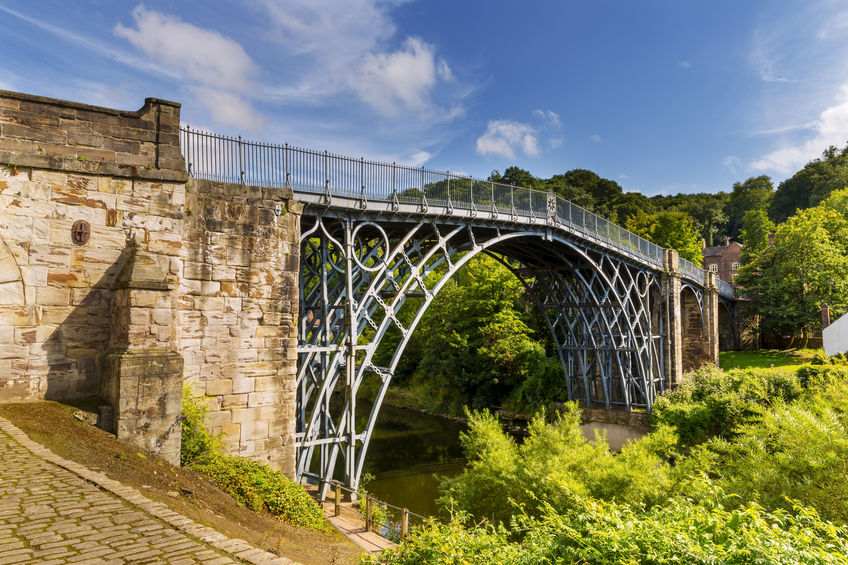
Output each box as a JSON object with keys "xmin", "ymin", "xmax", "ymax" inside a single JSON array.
[
  {"xmin": 661, "ymin": 250, "xmax": 684, "ymax": 386},
  {"xmin": 662, "ymin": 250, "xmax": 721, "ymax": 385}
]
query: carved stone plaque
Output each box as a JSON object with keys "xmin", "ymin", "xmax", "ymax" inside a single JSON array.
[{"xmin": 71, "ymin": 220, "xmax": 90, "ymax": 245}]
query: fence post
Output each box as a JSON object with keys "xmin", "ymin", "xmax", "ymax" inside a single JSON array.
[
  {"xmin": 285, "ymin": 143, "xmax": 290, "ymax": 189},
  {"xmin": 334, "ymin": 483, "xmax": 341, "ymax": 517},
  {"xmin": 238, "ymin": 135, "xmax": 244, "ymax": 185},
  {"xmin": 401, "ymin": 508, "xmax": 409, "ymax": 540},
  {"xmin": 365, "ymin": 496, "xmax": 373, "ymax": 532}
]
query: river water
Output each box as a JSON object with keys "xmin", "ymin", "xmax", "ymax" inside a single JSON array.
[{"xmin": 360, "ymin": 404, "xmax": 467, "ymax": 518}]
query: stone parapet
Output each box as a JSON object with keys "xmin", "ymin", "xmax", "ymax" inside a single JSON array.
[{"xmin": 0, "ymin": 90, "xmax": 186, "ymax": 182}]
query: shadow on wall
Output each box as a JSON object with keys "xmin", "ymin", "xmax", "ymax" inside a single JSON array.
[{"xmin": 41, "ymin": 244, "xmax": 134, "ymax": 402}]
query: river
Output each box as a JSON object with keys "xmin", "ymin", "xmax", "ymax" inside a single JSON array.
[{"xmin": 359, "ymin": 404, "xmax": 467, "ymax": 518}]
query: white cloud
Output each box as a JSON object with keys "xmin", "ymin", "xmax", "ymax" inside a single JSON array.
[
  {"xmin": 114, "ymin": 5, "xmax": 264, "ymax": 131},
  {"xmin": 751, "ymin": 84, "xmax": 848, "ymax": 174},
  {"xmin": 722, "ymin": 155, "xmax": 741, "ymax": 173},
  {"xmin": 476, "ymin": 120, "xmax": 539, "ymax": 160},
  {"xmin": 533, "ymin": 109, "xmax": 561, "ymax": 128},
  {"xmin": 549, "ymin": 136, "xmax": 563, "ymax": 149},
  {"xmin": 259, "ymin": 0, "xmax": 460, "ymax": 120},
  {"xmin": 750, "ymin": 29, "xmax": 795, "ymax": 83},
  {"xmin": 679, "ymin": 61, "xmax": 692, "ymax": 68},
  {"xmin": 618, "ymin": 173, "xmax": 630, "ymax": 180},
  {"xmin": 589, "ymin": 134, "xmax": 602, "ymax": 143},
  {"xmin": 187, "ymin": 86, "xmax": 265, "ymax": 132},
  {"xmin": 409, "ymin": 151, "xmax": 432, "ymax": 167},
  {"xmin": 115, "ymin": 6, "xmax": 257, "ymax": 88},
  {"xmin": 353, "ymin": 37, "xmax": 452, "ymax": 116}
]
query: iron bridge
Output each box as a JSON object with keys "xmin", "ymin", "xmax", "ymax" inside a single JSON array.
[{"xmin": 179, "ymin": 127, "xmax": 737, "ymax": 493}]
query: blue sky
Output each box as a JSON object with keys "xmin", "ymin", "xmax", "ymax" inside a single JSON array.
[{"xmin": 1, "ymin": 1, "xmax": 847, "ymax": 196}]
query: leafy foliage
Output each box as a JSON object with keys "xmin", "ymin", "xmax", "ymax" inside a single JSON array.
[
  {"xmin": 770, "ymin": 144, "xmax": 848, "ymax": 223},
  {"xmin": 739, "ymin": 209, "xmax": 775, "ymax": 266},
  {"xmin": 652, "ymin": 364, "xmax": 802, "ymax": 445},
  {"xmin": 181, "ymin": 386, "xmax": 328, "ymax": 531},
  {"xmin": 180, "ymin": 383, "xmax": 222, "ymax": 466},
  {"xmin": 626, "ymin": 209, "xmax": 704, "ymax": 264},
  {"xmin": 736, "ymin": 203, "xmax": 848, "ymax": 339},
  {"xmin": 726, "ymin": 175, "xmax": 774, "ymax": 238},
  {"xmin": 365, "ymin": 494, "xmax": 848, "ymax": 564},
  {"xmin": 438, "ymin": 405, "xmax": 676, "ymax": 525},
  {"xmin": 396, "ymin": 254, "xmax": 565, "ymax": 413}
]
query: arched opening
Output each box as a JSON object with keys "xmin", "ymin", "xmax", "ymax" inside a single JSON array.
[
  {"xmin": 296, "ymin": 216, "xmax": 665, "ymax": 490},
  {"xmin": 718, "ymin": 300, "xmax": 738, "ymax": 351},
  {"xmin": 680, "ymin": 284, "xmax": 709, "ymax": 372}
]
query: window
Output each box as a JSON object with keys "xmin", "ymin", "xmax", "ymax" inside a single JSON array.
[
  {"xmin": 708, "ymin": 264, "xmax": 718, "ymax": 272},
  {"xmin": 731, "ymin": 262, "xmax": 740, "ymax": 271}
]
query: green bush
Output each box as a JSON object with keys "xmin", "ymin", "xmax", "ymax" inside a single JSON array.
[
  {"xmin": 180, "ymin": 383, "xmax": 222, "ymax": 466},
  {"xmin": 437, "ymin": 405, "xmax": 677, "ymax": 525},
  {"xmin": 702, "ymin": 384, "xmax": 848, "ymax": 523},
  {"xmin": 365, "ymin": 493, "xmax": 848, "ymax": 564},
  {"xmin": 181, "ymin": 385, "xmax": 328, "ymax": 531},
  {"xmin": 796, "ymin": 363, "xmax": 848, "ymax": 389},
  {"xmin": 653, "ymin": 365, "xmax": 802, "ymax": 445}
]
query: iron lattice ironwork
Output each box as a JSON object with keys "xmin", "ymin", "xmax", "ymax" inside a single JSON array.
[
  {"xmin": 296, "ymin": 215, "xmax": 665, "ymax": 492},
  {"xmin": 177, "ymin": 126, "xmax": 737, "ymax": 493}
]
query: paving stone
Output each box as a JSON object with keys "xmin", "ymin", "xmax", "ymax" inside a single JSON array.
[{"xmin": 0, "ymin": 420, "xmax": 302, "ymax": 564}]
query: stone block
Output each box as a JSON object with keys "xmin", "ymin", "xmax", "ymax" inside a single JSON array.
[
  {"xmin": 35, "ymin": 286, "xmax": 70, "ymax": 306},
  {"xmin": 248, "ymin": 390, "xmax": 279, "ymax": 407},
  {"xmin": 230, "ymin": 406, "xmax": 262, "ymax": 424},
  {"xmin": 240, "ymin": 420, "xmax": 269, "ymax": 441},
  {"xmin": 206, "ymin": 378, "xmax": 232, "ymax": 395}
]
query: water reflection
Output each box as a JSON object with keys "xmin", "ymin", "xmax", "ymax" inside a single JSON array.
[{"xmin": 361, "ymin": 404, "xmax": 466, "ymax": 518}]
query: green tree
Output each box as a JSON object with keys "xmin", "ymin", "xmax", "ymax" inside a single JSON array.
[
  {"xmin": 545, "ymin": 174, "xmax": 596, "ymax": 210},
  {"xmin": 725, "ymin": 175, "xmax": 773, "ymax": 239},
  {"xmin": 738, "ymin": 209, "xmax": 775, "ymax": 265},
  {"xmin": 626, "ymin": 210, "xmax": 704, "ymax": 265},
  {"xmin": 411, "ymin": 254, "xmax": 559, "ymax": 410},
  {"xmin": 770, "ymin": 144, "xmax": 848, "ymax": 223},
  {"xmin": 488, "ymin": 166, "xmax": 543, "ymax": 190},
  {"xmin": 558, "ymin": 169, "xmax": 623, "ymax": 217},
  {"xmin": 736, "ymin": 205, "xmax": 848, "ymax": 342},
  {"xmin": 681, "ymin": 193, "xmax": 730, "ymax": 247},
  {"xmin": 608, "ymin": 191, "xmax": 656, "ymax": 225}
]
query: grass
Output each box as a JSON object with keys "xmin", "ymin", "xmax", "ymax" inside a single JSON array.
[{"xmin": 719, "ymin": 349, "xmax": 819, "ymax": 371}]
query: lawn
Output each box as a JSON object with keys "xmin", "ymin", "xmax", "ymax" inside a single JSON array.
[{"xmin": 718, "ymin": 349, "xmax": 819, "ymax": 371}]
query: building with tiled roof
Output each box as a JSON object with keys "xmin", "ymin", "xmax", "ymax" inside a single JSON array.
[{"xmin": 702, "ymin": 236, "xmax": 742, "ymax": 285}]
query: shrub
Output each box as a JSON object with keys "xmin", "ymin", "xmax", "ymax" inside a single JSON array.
[
  {"xmin": 365, "ymin": 493, "xmax": 848, "ymax": 564},
  {"xmin": 181, "ymin": 385, "xmax": 328, "ymax": 531},
  {"xmin": 437, "ymin": 405, "xmax": 677, "ymax": 525},
  {"xmin": 796, "ymin": 363, "xmax": 848, "ymax": 389},
  {"xmin": 653, "ymin": 365, "xmax": 802, "ymax": 445},
  {"xmin": 180, "ymin": 383, "xmax": 222, "ymax": 466}
]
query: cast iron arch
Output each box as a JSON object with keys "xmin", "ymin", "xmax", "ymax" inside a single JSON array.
[{"xmin": 296, "ymin": 215, "xmax": 664, "ymax": 491}]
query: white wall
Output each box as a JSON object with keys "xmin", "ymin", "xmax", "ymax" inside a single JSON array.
[{"xmin": 823, "ymin": 311, "xmax": 848, "ymax": 356}]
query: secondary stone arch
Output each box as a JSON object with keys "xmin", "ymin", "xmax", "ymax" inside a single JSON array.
[
  {"xmin": 0, "ymin": 236, "xmax": 25, "ymax": 305},
  {"xmin": 296, "ymin": 215, "xmax": 663, "ymax": 490}
]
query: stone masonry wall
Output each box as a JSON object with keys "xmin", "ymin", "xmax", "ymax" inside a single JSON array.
[
  {"xmin": 0, "ymin": 90, "xmax": 299, "ymax": 474},
  {"xmin": 180, "ymin": 179, "xmax": 300, "ymax": 471},
  {"xmin": 681, "ymin": 291, "xmax": 711, "ymax": 372},
  {"xmin": 0, "ymin": 90, "xmax": 186, "ymax": 401}
]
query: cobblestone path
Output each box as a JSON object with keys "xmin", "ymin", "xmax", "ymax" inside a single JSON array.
[{"xmin": 0, "ymin": 423, "xmax": 278, "ymax": 565}]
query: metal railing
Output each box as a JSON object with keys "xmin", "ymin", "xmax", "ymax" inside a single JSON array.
[
  {"xmin": 716, "ymin": 278, "xmax": 735, "ymax": 298},
  {"xmin": 325, "ymin": 481, "xmax": 429, "ymax": 543},
  {"xmin": 679, "ymin": 257, "xmax": 704, "ymax": 283},
  {"xmin": 178, "ymin": 127, "xmax": 736, "ymax": 298},
  {"xmin": 180, "ymin": 127, "xmax": 664, "ymax": 268}
]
